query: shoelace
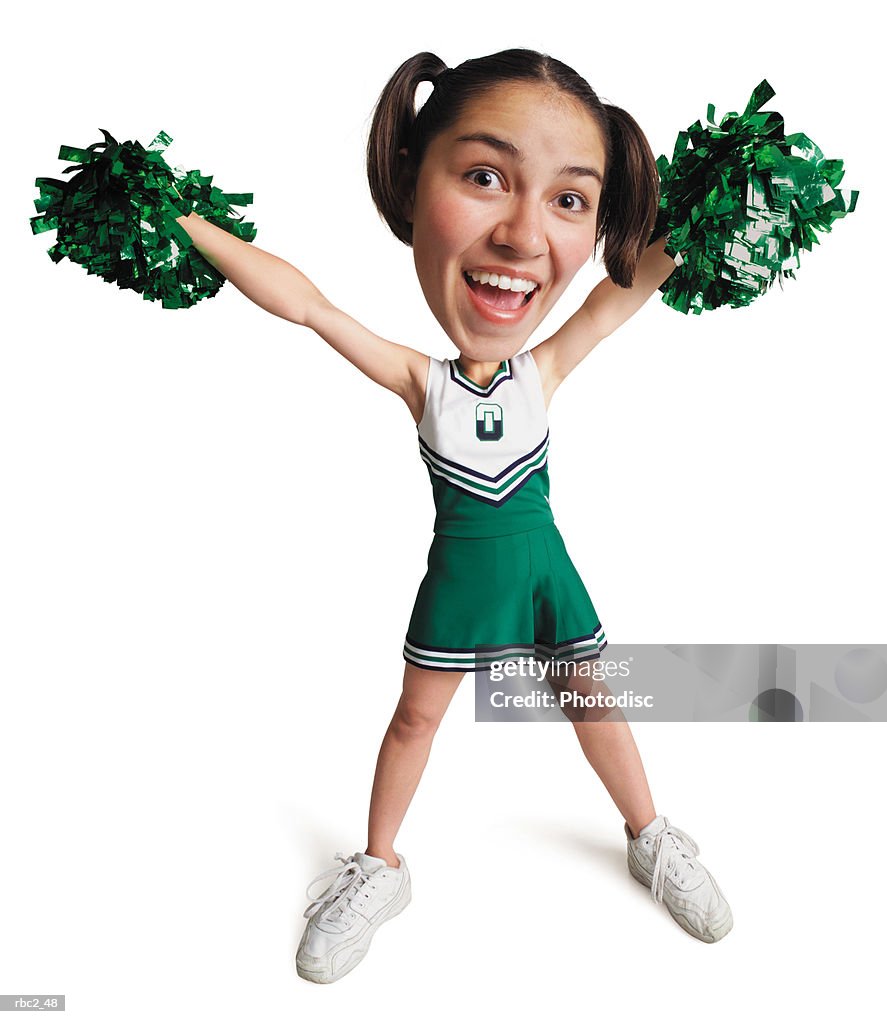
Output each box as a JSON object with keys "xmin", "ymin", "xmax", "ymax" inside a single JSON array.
[
  {"xmin": 648, "ymin": 825, "xmax": 700, "ymax": 904},
  {"xmin": 303, "ymin": 852, "xmax": 371, "ymax": 923}
]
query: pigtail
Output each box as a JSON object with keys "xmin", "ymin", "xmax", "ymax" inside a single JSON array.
[
  {"xmin": 367, "ymin": 52, "xmax": 448, "ymax": 246},
  {"xmin": 597, "ymin": 104, "xmax": 660, "ymax": 288}
]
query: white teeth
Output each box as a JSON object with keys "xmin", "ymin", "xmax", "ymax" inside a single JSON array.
[{"xmin": 466, "ymin": 269, "xmax": 537, "ymax": 294}]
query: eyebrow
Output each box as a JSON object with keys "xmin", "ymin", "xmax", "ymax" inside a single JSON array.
[{"xmin": 454, "ymin": 132, "xmax": 604, "ymax": 185}]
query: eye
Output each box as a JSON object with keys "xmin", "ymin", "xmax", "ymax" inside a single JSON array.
[
  {"xmin": 555, "ymin": 192, "xmax": 591, "ymax": 214},
  {"xmin": 466, "ymin": 168, "xmax": 504, "ymax": 191}
]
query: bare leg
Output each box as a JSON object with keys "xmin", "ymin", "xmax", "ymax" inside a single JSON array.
[
  {"xmin": 544, "ymin": 665, "xmax": 657, "ymax": 840},
  {"xmin": 572, "ymin": 719, "xmax": 657, "ymax": 839},
  {"xmin": 365, "ymin": 663, "xmax": 464, "ymax": 867}
]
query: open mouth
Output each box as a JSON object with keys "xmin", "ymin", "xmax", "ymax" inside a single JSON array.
[{"xmin": 463, "ymin": 271, "xmax": 538, "ymax": 310}]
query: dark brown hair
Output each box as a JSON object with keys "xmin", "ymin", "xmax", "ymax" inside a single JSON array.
[{"xmin": 366, "ymin": 48, "xmax": 660, "ymax": 288}]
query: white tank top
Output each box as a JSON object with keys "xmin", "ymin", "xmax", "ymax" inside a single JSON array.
[{"xmin": 416, "ymin": 350, "xmax": 555, "ymax": 538}]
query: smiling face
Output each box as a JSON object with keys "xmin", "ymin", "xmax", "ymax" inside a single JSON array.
[{"xmin": 406, "ymin": 80, "xmax": 608, "ymax": 363}]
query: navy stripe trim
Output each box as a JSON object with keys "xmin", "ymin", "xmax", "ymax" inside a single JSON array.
[
  {"xmin": 403, "ymin": 634, "xmax": 606, "ymax": 656},
  {"xmin": 405, "ymin": 635, "xmax": 538, "ymax": 654},
  {"xmin": 403, "ymin": 655, "xmax": 470, "ymax": 672},
  {"xmin": 402, "ymin": 638, "xmax": 608, "ymax": 670},
  {"xmin": 424, "ymin": 460, "xmax": 550, "ymax": 507},
  {"xmin": 534, "ymin": 627, "xmax": 606, "ymax": 649},
  {"xmin": 417, "ymin": 430, "xmax": 549, "ymax": 483},
  {"xmin": 448, "ymin": 358, "xmax": 513, "ymax": 396}
]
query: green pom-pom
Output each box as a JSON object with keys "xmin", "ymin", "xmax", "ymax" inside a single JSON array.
[
  {"xmin": 30, "ymin": 129, "xmax": 257, "ymax": 310},
  {"xmin": 652, "ymin": 81, "xmax": 859, "ymax": 315}
]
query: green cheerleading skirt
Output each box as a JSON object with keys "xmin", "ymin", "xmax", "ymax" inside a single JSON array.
[{"xmin": 403, "ymin": 523, "xmax": 607, "ymax": 673}]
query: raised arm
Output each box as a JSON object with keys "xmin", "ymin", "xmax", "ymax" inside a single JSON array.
[
  {"xmin": 176, "ymin": 213, "xmax": 429, "ymax": 423},
  {"xmin": 529, "ymin": 234, "xmax": 680, "ymax": 404}
]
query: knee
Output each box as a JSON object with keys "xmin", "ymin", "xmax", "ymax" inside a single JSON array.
[{"xmin": 390, "ymin": 694, "xmax": 443, "ymax": 741}]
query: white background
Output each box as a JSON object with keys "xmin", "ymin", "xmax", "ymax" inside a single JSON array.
[{"xmin": 2, "ymin": 0, "xmax": 884, "ymax": 1020}]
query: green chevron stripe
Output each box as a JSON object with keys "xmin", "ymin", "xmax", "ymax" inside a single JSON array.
[{"xmin": 422, "ymin": 445, "xmax": 548, "ymax": 497}]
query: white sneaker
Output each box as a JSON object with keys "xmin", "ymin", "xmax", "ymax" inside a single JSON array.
[
  {"xmin": 295, "ymin": 851, "xmax": 411, "ymax": 983},
  {"xmin": 625, "ymin": 815, "xmax": 733, "ymax": 943}
]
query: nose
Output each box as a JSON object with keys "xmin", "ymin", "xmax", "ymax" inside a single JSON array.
[{"xmin": 490, "ymin": 194, "xmax": 548, "ymax": 258}]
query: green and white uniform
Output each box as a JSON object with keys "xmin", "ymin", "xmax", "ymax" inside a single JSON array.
[{"xmin": 403, "ymin": 350, "xmax": 607, "ymax": 672}]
